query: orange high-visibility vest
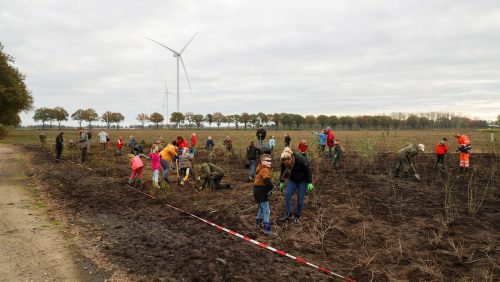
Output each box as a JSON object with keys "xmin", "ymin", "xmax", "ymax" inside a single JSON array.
[{"xmin": 458, "ymin": 135, "xmax": 470, "ymax": 146}]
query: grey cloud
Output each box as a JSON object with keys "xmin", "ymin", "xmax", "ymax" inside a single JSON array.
[{"xmin": 1, "ymin": 0, "xmax": 499, "ymax": 126}]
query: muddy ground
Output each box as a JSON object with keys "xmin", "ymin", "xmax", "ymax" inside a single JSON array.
[{"xmin": 27, "ymin": 145, "xmax": 499, "ymax": 281}]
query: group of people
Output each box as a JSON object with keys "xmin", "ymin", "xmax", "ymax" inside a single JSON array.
[
  {"xmin": 394, "ymin": 131, "xmax": 472, "ymax": 178},
  {"xmin": 126, "ymin": 135, "xmax": 201, "ymax": 188},
  {"xmin": 51, "ymin": 126, "xmax": 473, "ymax": 237},
  {"xmin": 251, "ymin": 125, "xmax": 316, "ymax": 235},
  {"xmin": 311, "ymin": 127, "xmax": 344, "ymax": 167},
  {"xmin": 252, "ymin": 147, "xmax": 314, "ymax": 235}
]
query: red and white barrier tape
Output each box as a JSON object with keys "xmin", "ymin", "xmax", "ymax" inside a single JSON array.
[{"xmin": 45, "ymin": 149, "xmax": 355, "ymax": 281}]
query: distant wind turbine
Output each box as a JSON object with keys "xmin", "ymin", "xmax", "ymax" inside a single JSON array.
[
  {"xmin": 147, "ymin": 33, "xmax": 197, "ymax": 114},
  {"xmin": 162, "ymin": 78, "xmax": 175, "ymax": 124}
]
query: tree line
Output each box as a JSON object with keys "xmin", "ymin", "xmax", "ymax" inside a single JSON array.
[
  {"xmin": 32, "ymin": 107, "xmax": 498, "ymax": 130},
  {"xmin": 33, "ymin": 107, "xmax": 124, "ymax": 130},
  {"xmin": 170, "ymin": 111, "xmax": 494, "ymax": 130}
]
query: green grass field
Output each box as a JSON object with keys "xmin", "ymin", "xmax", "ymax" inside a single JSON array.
[{"xmin": 3, "ymin": 128, "xmax": 498, "ymax": 156}]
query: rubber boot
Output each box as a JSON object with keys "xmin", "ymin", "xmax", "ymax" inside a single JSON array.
[
  {"xmin": 256, "ymin": 218, "xmax": 262, "ymax": 228},
  {"xmin": 137, "ymin": 179, "xmax": 143, "ymax": 189},
  {"xmin": 128, "ymin": 178, "xmax": 134, "ymax": 185},
  {"xmin": 263, "ymin": 223, "xmax": 272, "ymax": 235},
  {"xmin": 279, "ymin": 212, "xmax": 292, "ymax": 222}
]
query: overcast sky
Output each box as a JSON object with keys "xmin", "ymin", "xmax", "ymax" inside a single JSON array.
[{"xmin": 1, "ymin": 0, "xmax": 499, "ymax": 126}]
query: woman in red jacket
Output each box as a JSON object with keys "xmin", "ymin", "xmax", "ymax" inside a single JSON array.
[
  {"xmin": 435, "ymin": 137, "xmax": 448, "ymax": 170},
  {"xmin": 190, "ymin": 133, "xmax": 197, "ymax": 155}
]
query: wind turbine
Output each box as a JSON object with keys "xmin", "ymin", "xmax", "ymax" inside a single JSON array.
[
  {"xmin": 162, "ymin": 78, "xmax": 175, "ymax": 124},
  {"xmin": 147, "ymin": 33, "xmax": 197, "ymax": 114}
]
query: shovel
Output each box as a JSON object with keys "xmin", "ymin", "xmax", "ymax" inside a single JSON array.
[
  {"xmin": 410, "ymin": 163, "xmax": 421, "ymax": 180},
  {"xmin": 174, "ymin": 158, "xmax": 180, "ymax": 184}
]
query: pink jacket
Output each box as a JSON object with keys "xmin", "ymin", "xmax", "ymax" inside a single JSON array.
[
  {"xmin": 131, "ymin": 155, "xmax": 144, "ymax": 171},
  {"xmin": 150, "ymin": 153, "xmax": 160, "ymax": 170}
]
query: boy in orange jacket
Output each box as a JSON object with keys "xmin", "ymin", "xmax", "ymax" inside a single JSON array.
[{"xmin": 253, "ymin": 154, "xmax": 275, "ymax": 235}]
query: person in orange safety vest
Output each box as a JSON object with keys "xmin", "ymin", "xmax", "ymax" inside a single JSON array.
[{"xmin": 454, "ymin": 132, "xmax": 471, "ymax": 169}]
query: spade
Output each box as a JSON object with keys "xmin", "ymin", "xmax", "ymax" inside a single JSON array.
[{"xmin": 410, "ymin": 163, "xmax": 421, "ymax": 180}]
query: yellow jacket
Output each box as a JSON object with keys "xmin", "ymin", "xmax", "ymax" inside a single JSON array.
[{"xmin": 160, "ymin": 144, "xmax": 177, "ymax": 161}]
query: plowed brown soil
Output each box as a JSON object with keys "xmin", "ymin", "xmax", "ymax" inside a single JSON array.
[{"xmin": 28, "ymin": 145, "xmax": 499, "ymax": 281}]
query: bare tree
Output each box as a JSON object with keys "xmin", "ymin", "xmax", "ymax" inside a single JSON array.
[
  {"xmin": 213, "ymin": 112, "xmax": 225, "ymax": 129},
  {"xmin": 136, "ymin": 113, "xmax": 148, "ymax": 129}
]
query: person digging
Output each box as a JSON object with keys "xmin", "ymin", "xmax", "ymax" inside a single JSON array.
[
  {"xmin": 127, "ymin": 154, "xmax": 149, "ymax": 188},
  {"xmin": 394, "ymin": 143, "xmax": 425, "ymax": 178},
  {"xmin": 278, "ymin": 147, "xmax": 314, "ymax": 224},
  {"xmin": 198, "ymin": 163, "xmax": 231, "ymax": 190}
]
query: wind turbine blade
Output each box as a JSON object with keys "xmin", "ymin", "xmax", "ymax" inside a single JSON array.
[
  {"xmin": 179, "ymin": 56, "xmax": 192, "ymax": 95},
  {"xmin": 179, "ymin": 32, "xmax": 197, "ymax": 54},
  {"xmin": 146, "ymin": 37, "xmax": 179, "ymax": 55}
]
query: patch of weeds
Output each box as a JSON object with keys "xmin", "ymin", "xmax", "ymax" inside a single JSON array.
[
  {"xmin": 33, "ymin": 199, "xmax": 47, "ymax": 208},
  {"xmin": 411, "ymin": 257, "xmax": 444, "ymax": 280},
  {"xmin": 52, "ymin": 219, "xmax": 62, "ymax": 226},
  {"xmin": 11, "ymin": 173, "xmax": 30, "ymax": 181},
  {"xmin": 354, "ymin": 135, "xmax": 376, "ymax": 166}
]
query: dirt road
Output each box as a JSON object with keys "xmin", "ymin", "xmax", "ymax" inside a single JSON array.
[{"xmin": 0, "ymin": 144, "xmax": 84, "ymax": 281}]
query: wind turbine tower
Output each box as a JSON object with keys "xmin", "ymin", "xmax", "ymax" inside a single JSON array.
[
  {"xmin": 147, "ymin": 33, "xmax": 197, "ymax": 114},
  {"xmin": 162, "ymin": 78, "xmax": 174, "ymax": 124}
]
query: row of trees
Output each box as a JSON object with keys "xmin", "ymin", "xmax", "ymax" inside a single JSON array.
[
  {"xmin": 33, "ymin": 107, "xmax": 124, "ymax": 130},
  {"xmin": 32, "ymin": 106, "xmax": 497, "ymax": 131},
  {"xmin": 168, "ymin": 111, "xmax": 494, "ymax": 130}
]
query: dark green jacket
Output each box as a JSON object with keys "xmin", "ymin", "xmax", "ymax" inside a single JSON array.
[{"xmin": 397, "ymin": 143, "xmax": 418, "ymax": 160}]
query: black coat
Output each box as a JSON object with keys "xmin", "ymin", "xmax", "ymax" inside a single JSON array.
[
  {"xmin": 280, "ymin": 153, "xmax": 312, "ymax": 184},
  {"xmin": 247, "ymin": 145, "xmax": 259, "ymax": 160},
  {"xmin": 56, "ymin": 135, "xmax": 64, "ymax": 149},
  {"xmin": 284, "ymin": 136, "xmax": 291, "ymax": 147},
  {"xmin": 256, "ymin": 128, "xmax": 267, "ymax": 140}
]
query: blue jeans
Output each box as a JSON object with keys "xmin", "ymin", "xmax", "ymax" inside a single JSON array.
[
  {"xmin": 256, "ymin": 201, "xmax": 270, "ymax": 224},
  {"xmin": 285, "ymin": 180, "xmax": 307, "ymax": 217},
  {"xmin": 152, "ymin": 169, "xmax": 159, "ymax": 184},
  {"xmin": 249, "ymin": 160, "xmax": 256, "ymax": 178},
  {"xmin": 160, "ymin": 160, "xmax": 170, "ymax": 180}
]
